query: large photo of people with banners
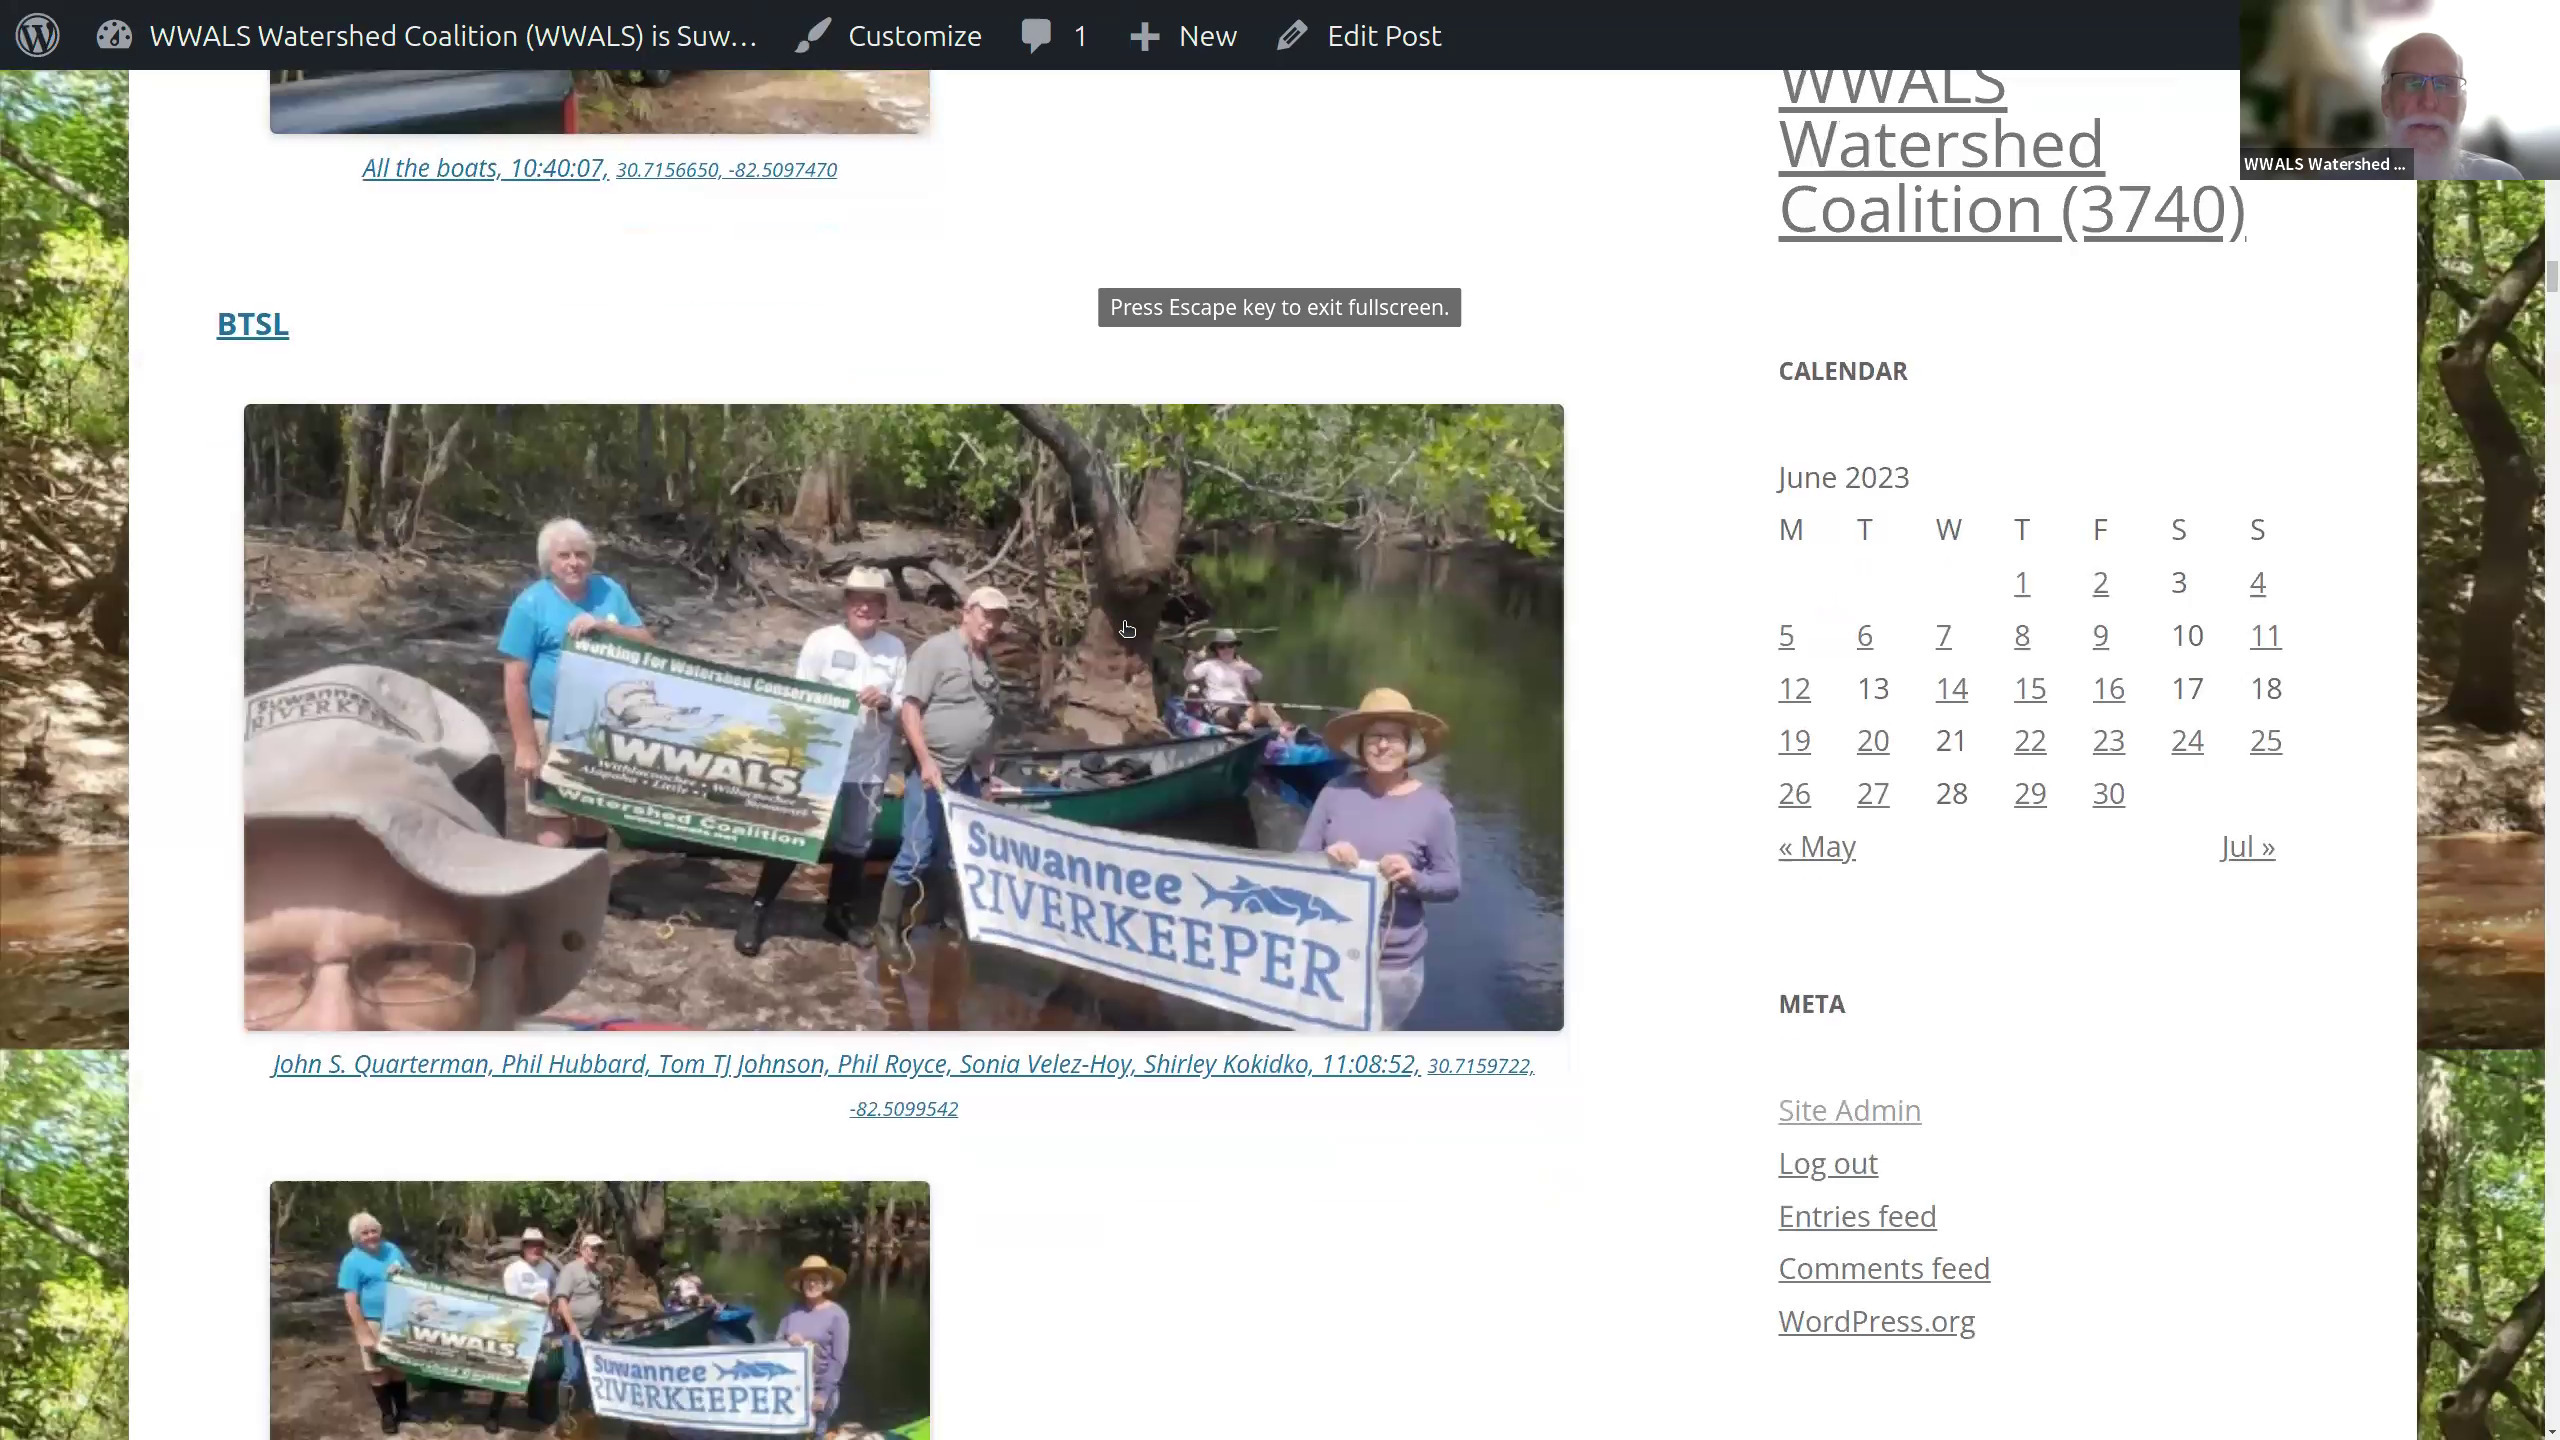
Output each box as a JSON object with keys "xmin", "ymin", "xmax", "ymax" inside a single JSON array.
[{"xmin": 241, "ymin": 404, "xmax": 1565, "ymax": 1032}]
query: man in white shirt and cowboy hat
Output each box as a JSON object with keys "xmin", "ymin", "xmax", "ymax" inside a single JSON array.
[
  {"xmin": 243, "ymin": 665, "xmax": 608, "ymax": 1031},
  {"xmin": 736, "ymin": 566, "xmax": 908, "ymax": 956},
  {"xmin": 496, "ymin": 1228, "xmax": 561, "ymax": 1429}
]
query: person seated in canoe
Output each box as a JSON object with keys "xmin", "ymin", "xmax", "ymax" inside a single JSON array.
[
  {"xmin": 1184, "ymin": 629, "xmax": 1284, "ymax": 731},
  {"xmin": 1301, "ymin": 689, "xmax": 1462, "ymax": 1030},
  {"xmin": 663, "ymin": 1264, "xmax": 719, "ymax": 1312},
  {"xmin": 779, "ymin": 1255, "xmax": 856, "ymax": 1435},
  {"xmin": 737, "ymin": 567, "xmax": 908, "ymax": 957},
  {"xmin": 243, "ymin": 665, "xmax": 608, "ymax": 1031}
]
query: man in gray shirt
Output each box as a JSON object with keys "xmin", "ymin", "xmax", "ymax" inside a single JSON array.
[
  {"xmin": 553, "ymin": 1234, "xmax": 611, "ymax": 1416},
  {"xmin": 875, "ymin": 587, "xmax": 1011, "ymax": 960},
  {"xmin": 552, "ymin": 1235, "xmax": 607, "ymax": 1332}
]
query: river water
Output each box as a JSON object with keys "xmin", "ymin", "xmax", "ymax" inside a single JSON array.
[
  {"xmin": 0, "ymin": 846, "xmax": 128, "ymax": 1046},
  {"xmin": 1179, "ymin": 535, "xmax": 1565, "ymax": 1031},
  {"xmin": 680, "ymin": 1225, "xmax": 931, "ymax": 1428},
  {"xmin": 2419, "ymin": 833, "xmax": 2544, "ymax": 1049},
  {"xmin": 893, "ymin": 536, "xmax": 1565, "ymax": 1032}
]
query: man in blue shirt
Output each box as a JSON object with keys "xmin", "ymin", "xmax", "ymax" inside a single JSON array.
[
  {"xmin": 498, "ymin": 518, "xmax": 653, "ymax": 915},
  {"xmin": 338, "ymin": 1211, "xmax": 414, "ymax": 1433}
]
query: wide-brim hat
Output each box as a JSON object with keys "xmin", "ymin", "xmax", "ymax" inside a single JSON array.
[
  {"xmin": 1321, "ymin": 688, "xmax": 1451, "ymax": 762},
  {"xmin": 519, "ymin": 1227, "xmax": 547, "ymax": 1245},
  {"xmin": 244, "ymin": 665, "xmax": 608, "ymax": 1017},
  {"xmin": 839, "ymin": 566, "xmax": 894, "ymax": 597},
  {"xmin": 1209, "ymin": 628, "xmax": 1239, "ymax": 646},
  {"xmin": 785, "ymin": 1254, "xmax": 848, "ymax": 1292}
]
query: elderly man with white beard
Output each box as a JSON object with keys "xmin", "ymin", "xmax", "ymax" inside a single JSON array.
[{"xmin": 2374, "ymin": 33, "xmax": 2521, "ymax": 180}]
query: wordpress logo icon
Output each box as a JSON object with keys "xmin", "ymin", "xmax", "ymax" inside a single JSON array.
[{"xmin": 13, "ymin": 12, "xmax": 58, "ymax": 55}]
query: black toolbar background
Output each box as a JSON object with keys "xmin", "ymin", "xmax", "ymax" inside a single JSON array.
[{"xmin": 31, "ymin": 2, "xmax": 2236, "ymax": 70}]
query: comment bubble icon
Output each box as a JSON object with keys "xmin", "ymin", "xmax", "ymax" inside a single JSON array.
[{"xmin": 1021, "ymin": 17, "xmax": 1051, "ymax": 52}]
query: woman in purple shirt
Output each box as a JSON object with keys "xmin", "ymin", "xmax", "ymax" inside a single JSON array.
[
  {"xmin": 1300, "ymin": 688, "xmax": 1462, "ymax": 1029},
  {"xmin": 778, "ymin": 1254, "xmax": 854, "ymax": 1430}
]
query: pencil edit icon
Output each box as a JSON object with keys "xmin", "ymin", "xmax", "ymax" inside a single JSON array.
[{"xmin": 1277, "ymin": 18, "xmax": 1307, "ymax": 50}]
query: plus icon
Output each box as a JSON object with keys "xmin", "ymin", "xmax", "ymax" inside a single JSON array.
[{"xmin": 1130, "ymin": 20, "xmax": 1159, "ymax": 50}]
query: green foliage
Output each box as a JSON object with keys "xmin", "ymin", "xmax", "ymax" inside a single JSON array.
[
  {"xmin": 2418, "ymin": 181, "xmax": 2545, "ymax": 719},
  {"xmin": 0, "ymin": 71, "xmax": 126, "ymax": 452},
  {"xmin": 2419, "ymin": 1052, "xmax": 2544, "ymax": 1437},
  {"xmin": 0, "ymin": 1051, "xmax": 126, "ymax": 1438},
  {"xmin": 253, "ymin": 404, "xmax": 1567, "ymax": 559},
  {"xmin": 1145, "ymin": 403, "xmax": 1565, "ymax": 553},
  {"xmin": 272, "ymin": 1180, "xmax": 927, "ymax": 1259}
]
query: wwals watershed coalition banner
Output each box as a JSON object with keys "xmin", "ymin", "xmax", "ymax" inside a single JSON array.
[
  {"xmin": 584, "ymin": 1340, "xmax": 813, "ymax": 1434},
  {"xmin": 947, "ymin": 794, "xmax": 1384, "ymax": 1031},
  {"xmin": 375, "ymin": 1275, "xmax": 547, "ymax": 1393},
  {"xmin": 539, "ymin": 635, "xmax": 862, "ymax": 863}
]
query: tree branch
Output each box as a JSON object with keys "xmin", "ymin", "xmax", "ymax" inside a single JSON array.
[
  {"xmin": 2435, "ymin": 273, "xmax": 2545, "ymax": 383},
  {"xmin": 2436, "ymin": 1274, "xmax": 2544, "ymax": 1440},
  {"xmin": 0, "ymin": 131, "xmax": 124, "ymax": 237},
  {"xmin": 2441, "ymin": 231, "xmax": 2545, "ymax": 374},
  {"xmin": 2424, "ymin": 1050, "xmax": 2547, "ymax": 1086},
  {"xmin": 724, "ymin": 467, "xmax": 792, "ymax": 498},
  {"xmin": 1003, "ymin": 404, "xmax": 1151, "ymax": 580},
  {"xmin": 2435, "ymin": 1323, "xmax": 2547, "ymax": 1431},
  {"xmin": 0, "ymin": 1177, "xmax": 126, "ymax": 1281},
  {"xmin": 398, "ymin": 409, "xmax": 470, "ymax": 551},
  {"xmin": 2432, "ymin": 227, "xmax": 2545, "ymax": 734},
  {"xmin": 1190, "ymin": 459, "xmax": 1331, "ymax": 507},
  {"xmin": 963, "ymin": 514, "xmax": 1026, "ymax": 582}
]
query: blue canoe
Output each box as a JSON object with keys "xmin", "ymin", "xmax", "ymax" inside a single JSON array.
[
  {"xmin": 1163, "ymin": 702, "xmax": 1350, "ymax": 807},
  {"xmin": 663, "ymin": 1298, "xmax": 758, "ymax": 1337}
]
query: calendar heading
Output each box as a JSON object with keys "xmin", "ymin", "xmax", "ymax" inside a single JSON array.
[{"xmin": 1776, "ymin": 71, "xmax": 2242, "ymax": 246}]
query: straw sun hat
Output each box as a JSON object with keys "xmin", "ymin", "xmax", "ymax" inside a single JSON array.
[
  {"xmin": 1320, "ymin": 688, "xmax": 1451, "ymax": 762},
  {"xmin": 786, "ymin": 1254, "xmax": 848, "ymax": 1292}
]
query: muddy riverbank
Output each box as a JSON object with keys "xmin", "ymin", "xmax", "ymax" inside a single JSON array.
[
  {"xmin": 580, "ymin": 71, "xmax": 927, "ymax": 135},
  {"xmin": 1, "ymin": 447, "xmax": 127, "ymax": 1044}
]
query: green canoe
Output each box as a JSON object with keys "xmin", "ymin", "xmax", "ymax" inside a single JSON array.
[
  {"xmin": 614, "ymin": 730, "xmax": 1268, "ymax": 857},
  {"xmin": 597, "ymin": 1307, "xmax": 716, "ymax": 1348},
  {"xmin": 957, "ymin": 730, "xmax": 1268, "ymax": 838}
]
